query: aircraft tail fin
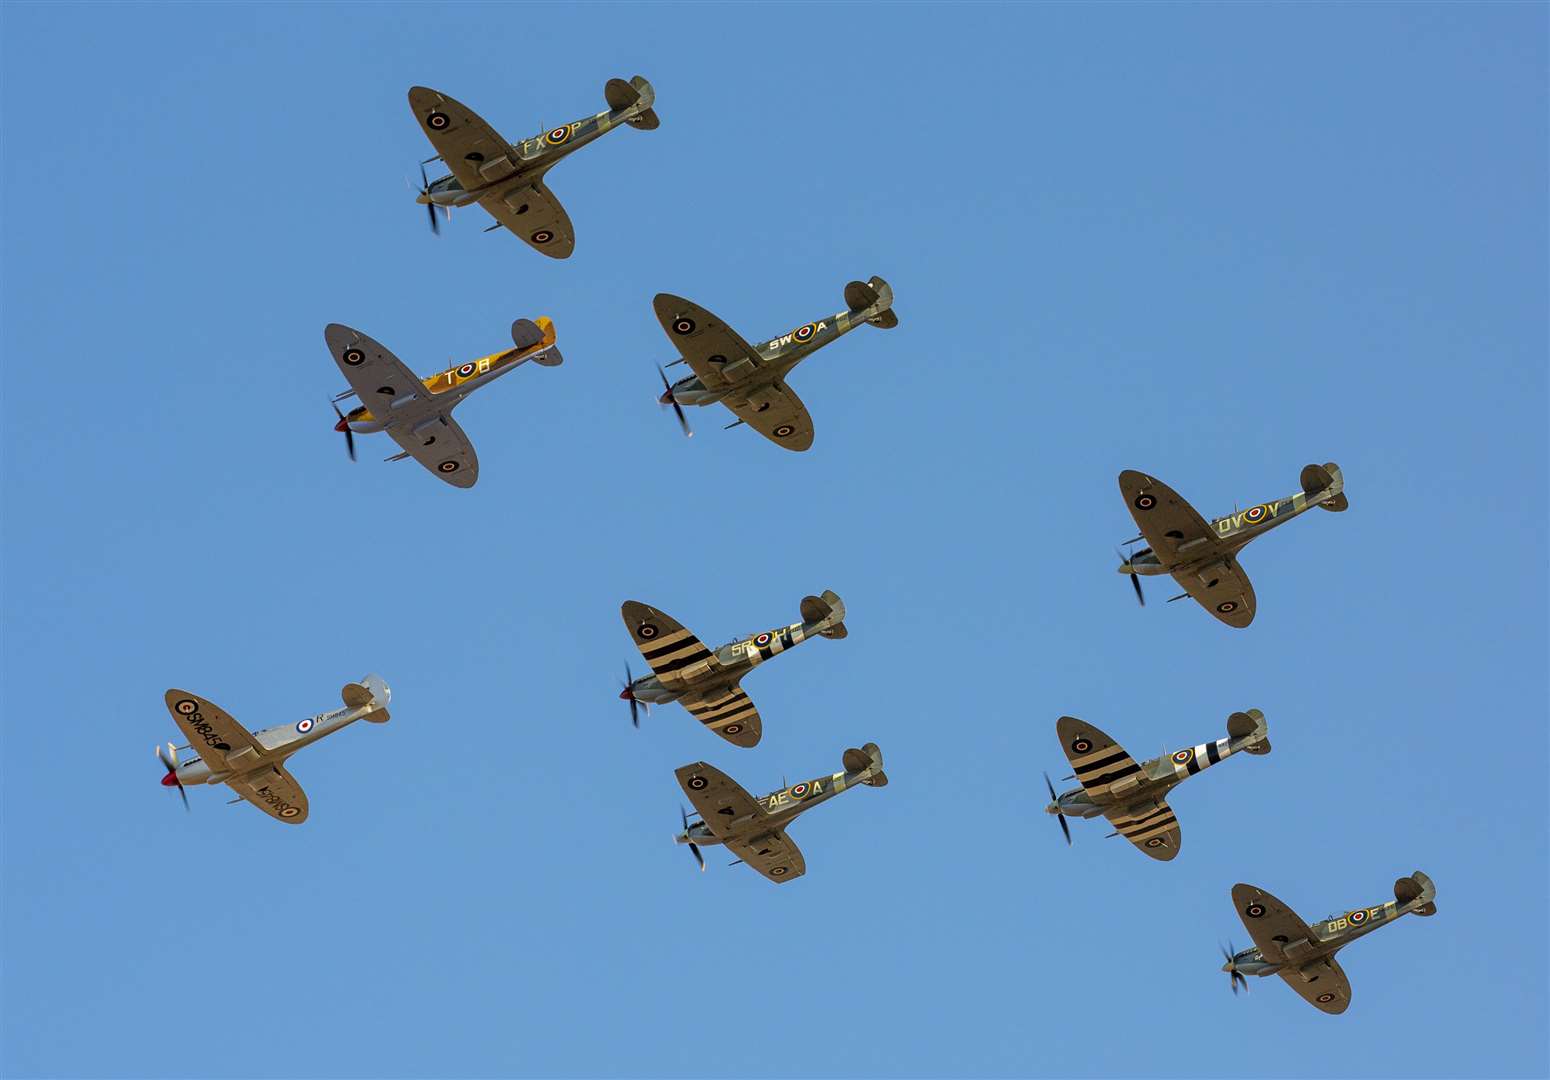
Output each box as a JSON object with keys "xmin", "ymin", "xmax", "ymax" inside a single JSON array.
[
  {"xmin": 1395, "ymin": 870, "xmax": 1437, "ymax": 916},
  {"xmin": 512, "ymin": 317, "xmax": 562, "ymax": 366},
  {"xmin": 606, "ymin": 75, "xmax": 659, "ymax": 130},
  {"xmin": 844, "ymin": 276, "xmax": 898, "ymax": 330},
  {"xmin": 842, "ymin": 742, "xmax": 887, "ymax": 787},
  {"xmin": 1226, "ymin": 708, "xmax": 1271, "ymax": 755},
  {"xmin": 800, "ymin": 589, "xmax": 847, "ymax": 639},
  {"xmin": 1301, "ymin": 461, "xmax": 1348, "ymax": 512},
  {"xmin": 343, "ymin": 674, "xmax": 392, "ymax": 723}
]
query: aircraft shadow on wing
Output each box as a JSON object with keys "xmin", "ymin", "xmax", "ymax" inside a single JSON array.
[
  {"xmin": 653, "ymin": 277, "xmax": 898, "ymax": 450},
  {"xmin": 619, "ymin": 591, "xmax": 847, "ymax": 747},
  {"xmin": 324, "ymin": 316, "xmax": 563, "ymax": 488},
  {"xmin": 156, "ymin": 676, "xmax": 391, "ymax": 824},
  {"xmin": 1116, "ymin": 462, "xmax": 1348, "ymax": 627},
  {"xmin": 1043, "ymin": 710, "xmax": 1271, "ymax": 859},
  {"xmin": 408, "ymin": 76, "xmax": 658, "ymax": 255},
  {"xmin": 673, "ymin": 743, "xmax": 887, "ymax": 884},
  {"xmin": 1222, "ymin": 871, "xmax": 1437, "ymax": 1013}
]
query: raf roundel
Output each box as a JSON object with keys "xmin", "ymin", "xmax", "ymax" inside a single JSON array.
[
  {"xmin": 280, "ymin": 806, "xmax": 301, "ymax": 819},
  {"xmin": 754, "ymin": 632, "xmax": 772, "ymax": 647},
  {"xmin": 672, "ymin": 317, "xmax": 696, "ymax": 336},
  {"xmin": 530, "ymin": 230, "xmax": 554, "ymax": 245},
  {"xmin": 788, "ymin": 782, "xmax": 810, "ymax": 799},
  {"xmin": 437, "ymin": 460, "xmax": 460, "ymax": 474},
  {"xmin": 456, "ymin": 362, "xmax": 477, "ymax": 379},
  {"xmin": 1348, "ymin": 909, "xmax": 1368, "ymax": 925},
  {"xmin": 1245, "ymin": 902, "xmax": 1266, "ymax": 919},
  {"xmin": 637, "ymin": 621, "xmax": 658, "ymax": 640},
  {"xmin": 544, "ymin": 125, "xmax": 571, "ymax": 146},
  {"xmin": 175, "ymin": 698, "xmax": 198, "ymax": 716},
  {"xmin": 295, "ymin": 717, "xmax": 315, "ymax": 734},
  {"xmin": 1216, "ymin": 600, "xmax": 1239, "ymax": 614},
  {"xmin": 1070, "ymin": 737, "xmax": 1092, "ymax": 754},
  {"xmin": 793, "ymin": 323, "xmax": 816, "ymax": 343},
  {"xmin": 1244, "ymin": 504, "xmax": 1268, "ymax": 523},
  {"xmin": 427, "ymin": 111, "xmax": 450, "ymax": 130},
  {"xmin": 773, "ymin": 425, "xmax": 796, "ymax": 439},
  {"xmin": 342, "ymin": 347, "xmax": 366, "ymax": 366},
  {"xmin": 770, "ymin": 866, "xmax": 787, "ymax": 876},
  {"xmin": 1172, "ymin": 748, "xmax": 1193, "ymax": 764},
  {"xmin": 1134, "ymin": 493, "xmax": 1157, "ymax": 510},
  {"xmin": 723, "ymin": 723, "xmax": 743, "ymax": 735},
  {"xmin": 687, "ymin": 775, "xmax": 708, "ymax": 791},
  {"xmin": 1316, "ymin": 992, "xmax": 1336, "ymax": 1004}
]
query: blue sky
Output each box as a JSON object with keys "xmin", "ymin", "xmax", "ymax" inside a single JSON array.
[{"xmin": 2, "ymin": 3, "xmax": 1545, "ymax": 1077}]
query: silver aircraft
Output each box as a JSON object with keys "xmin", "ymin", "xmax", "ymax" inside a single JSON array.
[{"xmin": 156, "ymin": 676, "xmax": 391, "ymax": 824}]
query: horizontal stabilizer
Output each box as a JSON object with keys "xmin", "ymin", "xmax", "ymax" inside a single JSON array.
[
  {"xmin": 1396, "ymin": 870, "xmax": 1437, "ymax": 915},
  {"xmin": 843, "ymin": 742, "xmax": 887, "ymax": 786},
  {"xmin": 608, "ymin": 75, "xmax": 659, "ymax": 129},
  {"xmin": 1227, "ymin": 708, "xmax": 1270, "ymax": 754},
  {"xmin": 342, "ymin": 674, "xmax": 392, "ymax": 722},
  {"xmin": 1301, "ymin": 461, "xmax": 1348, "ymax": 512},
  {"xmin": 800, "ymin": 589, "xmax": 847, "ymax": 639},
  {"xmin": 844, "ymin": 275, "xmax": 898, "ymax": 330}
]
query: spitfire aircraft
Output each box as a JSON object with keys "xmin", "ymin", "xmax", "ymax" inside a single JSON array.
[
  {"xmin": 1044, "ymin": 710, "xmax": 1270, "ymax": 860},
  {"xmin": 653, "ymin": 277, "xmax": 898, "ymax": 450},
  {"xmin": 674, "ymin": 743, "xmax": 887, "ymax": 883},
  {"xmin": 325, "ymin": 316, "xmax": 562, "ymax": 488},
  {"xmin": 1222, "ymin": 871, "xmax": 1438, "ymax": 1014},
  {"xmin": 1117, "ymin": 462, "xmax": 1348, "ymax": 627},
  {"xmin": 619, "ymin": 591, "xmax": 847, "ymax": 747},
  {"xmin": 407, "ymin": 76, "xmax": 658, "ymax": 255},
  {"xmin": 155, "ymin": 676, "xmax": 391, "ymax": 824}
]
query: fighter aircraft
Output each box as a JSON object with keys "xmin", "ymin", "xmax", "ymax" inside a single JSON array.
[
  {"xmin": 1222, "ymin": 871, "xmax": 1438, "ymax": 1014},
  {"xmin": 652, "ymin": 277, "xmax": 898, "ymax": 450},
  {"xmin": 674, "ymin": 743, "xmax": 887, "ymax": 883},
  {"xmin": 1043, "ymin": 710, "xmax": 1270, "ymax": 860},
  {"xmin": 1116, "ymin": 462, "xmax": 1348, "ymax": 627},
  {"xmin": 407, "ymin": 76, "xmax": 658, "ymax": 255},
  {"xmin": 324, "ymin": 316, "xmax": 562, "ymax": 488},
  {"xmin": 619, "ymin": 591, "xmax": 847, "ymax": 747},
  {"xmin": 155, "ymin": 676, "xmax": 391, "ymax": 824}
]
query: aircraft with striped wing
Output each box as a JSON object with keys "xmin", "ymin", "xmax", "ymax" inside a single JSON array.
[
  {"xmin": 1116, "ymin": 462, "xmax": 1348, "ymax": 627},
  {"xmin": 154, "ymin": 676, "xmax": 391, "ymax": 825},
  {"xmin": 673, "ymin": 743, "xmax": 887, "ymax": 884},
  {"xmin": 619, "ymin": 591, "xmax": 847, "ymax": 747},
  {"xmin": 324, "ymin": 316, "xmax": 562, "ymax": 488},
  {"xmin": 653, "ymin": 277, "xmax": 898, "ymax": 450},
  {"xmin": 1043, "ymin": 710, "xmax": 1271, "ymax": 860},
  {"xmin": 1222, "ymin": 871, "xmax": 1438, "ymax": 1014},
  {"xmin": 407, "ymin": 76, "xmax": 658, "ymax": 255}
]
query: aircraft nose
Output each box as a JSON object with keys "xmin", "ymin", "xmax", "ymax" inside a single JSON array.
[
  {"xmin": 334, "ymin": 415, "xmax": 350, "ymax": 433},
  {"xmin": 1220, "ymin": 960, "xmax": 1233, "ymax": 973},
  {"xmin": 657, "ymin": 386, "xmax": 675, "ymax": 405},
  {"xmin": 1045, "ymin": 802, "xmax": 1060, "ymax": 815},
  {"xmin": 161, "ymin": 771, "xmax": 179, "ymax": 787},
  {"xmin": 619, "ymin": 687, "xmax": 633, "ymax": 700}
]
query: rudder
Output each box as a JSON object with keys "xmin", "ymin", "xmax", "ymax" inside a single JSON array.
[
  {"xmin": 1395, "ymin": 870, "xmax": 1437, "ymax": 915},
  {"xmin": 1226, "ymin": 708, "xmax": 1270, "ymax": 754},
  {"xmin": 843, "ymin": 742, "xmax": 887, "ymax": 786},
  {"xmin": 1301, "ymin": 461, "xmax": 1348, "ymax": 512},
  {"xmin": 844, "ymin": 275, "xmax": 898, "ymax": 330},
  {"xmin": 800, "ymin": 589, "xmax": 847, "ymax": 639},
  {"xmin": 606, "ymin": 75, "xmax": 659, "ymax": 130}
]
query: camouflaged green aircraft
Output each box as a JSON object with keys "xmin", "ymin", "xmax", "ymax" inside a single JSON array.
[
  {"xmin": 653, "ymin": 277, "xmax": 897, "ymax": 450},
  {"xmin": 674, "ymin": 743, "xmax": 887, "ymax": 883},
  {"xmin": 1117, "ymin": 462, "xmax": 1347, "ymax": 627},
  {"xmin": 620, "ymin": 592, "xmax": 846, "ymax": 747},
  {"xmin": 1044, "ymin": 710, "xmax": 1270, "ymax": 859},
  {"xmin": 1222, "ymin": 872, "xmax": 1437, "ymax": 1014},
  {"xmin": 407, "ymin": 76, "xmax": 657, "ymax": 255}
]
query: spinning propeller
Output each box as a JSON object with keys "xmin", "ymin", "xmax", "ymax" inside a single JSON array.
[
  {"xmin": 411, "ymin": 159, "xmax": 446, "ymax": 235},
  {"xmin": 1118, "ymin": 545, "xmax": 1145, "ymax": 607},
  {"xmin": 680, "ymin": 806, "xmax": 705, "ymax": 871},
  {"xmin": 157, "ymin": 743, "xmax": 189, "ymax": 811},
  {"xmin": 331, "ymin": 402, "xmax": 357, "ymax": 461},
  {"xmin": 1220, "ymin": 941, "xmax": 1248, "ymax": 996},
  {"xmin": 1043, "ymin": 772, "xmax": 1071, "ymax": 845},
  {"xmin": 618, "ymin": 662, "xmax": 644, "ymax": 728},
  {"xmin": 657, "ymin": 366, "xmax": 691, "ymax": 438}
]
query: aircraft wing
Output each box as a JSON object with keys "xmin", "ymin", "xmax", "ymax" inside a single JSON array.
[
  {"xmin": 407, "ymin": 86, "xmax": 518, "ymax": 196},
  {"xmin": 324, "ymin": 324, "xmax": 477, "ymax": 488},
  {"xmin": 1169, "ymin": 558, "xmax": 1256, "ymax": 628},
  {"xmin": 226, "ymin": 763, "xmax": 309, "ymax": 825},
  {"xmin": 681, "ymin": 683, "xmax": 761, "ymax": 748},
  {"xmin": 1232, "ymin": 883, "xmax": 1320, "ymax": 963},
  {"xmin": 653, "ymin": 294, "xmax": 764, "ymax": 387},
  {"xmin": 383, "ymin": 411, "xmax": 479, "ymax": 489},
  {"xmin": 1276, "ymin": 953, "xmax": 1352, "ymax": 1015},
  {"xmin": 721, "ymin": 381, "xmax": 815, "ymax": 452},
  {"xmin": 1056, "ymin": 716, "xmax": 1143, "ymax": 801},
  {"xmin": 164, "ymin": 690, "xmax": 265, "ymax": 773},
  {"xmin": 621, "ymin": 601, "xmax": 721, "ymax": 683},
  {"xmin": 1118, "ymin": 470, "xmax": 1254, "ymax": 627},
  {"xmin": 726, "ymin": 829, "xmax": 806, "ymax": 884},
  {"xmin": 1102, "ymin": 798, "xmax": 1180, "ymax": 860},
  {"xmin": 676, "ymin": 762, "xmax": 767, "ymax": 830},
  {"xmin": 478, "ymin": 179, "xmax": 575, "ymax": 258}
]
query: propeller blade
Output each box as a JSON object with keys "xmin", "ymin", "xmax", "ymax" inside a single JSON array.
[
  {"xmin": 331, "ymin": 402, "xmax": 357, "ymax": 461},
  {"xmin": 621, "ymin": 663, "xmax": 641, "ymax": 727},
  {"xmin": 157, "ymin": 744, "xmax": 190, "ymax": 812},
  {"xmin": 427, "ymin": 201, "xmax": 440, "ymax": 236},
  {"xmin": 657, "ymin": 366, "xmax": 692, "ymax": 438},
  {"xmin": 1044, "ymin": 772, "xmax": 1072, "ymax": 845},
  {"xmin": 688, "ymin": 842, "xmax": 704, "ymax": 871},
  {"xmin": 1129, "ymin": 571, "xmax": 1145, "ymax": 606},
  {"xmin": 1117, "ymin": 546, "xmax": 1145, "ymax": 606}
]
